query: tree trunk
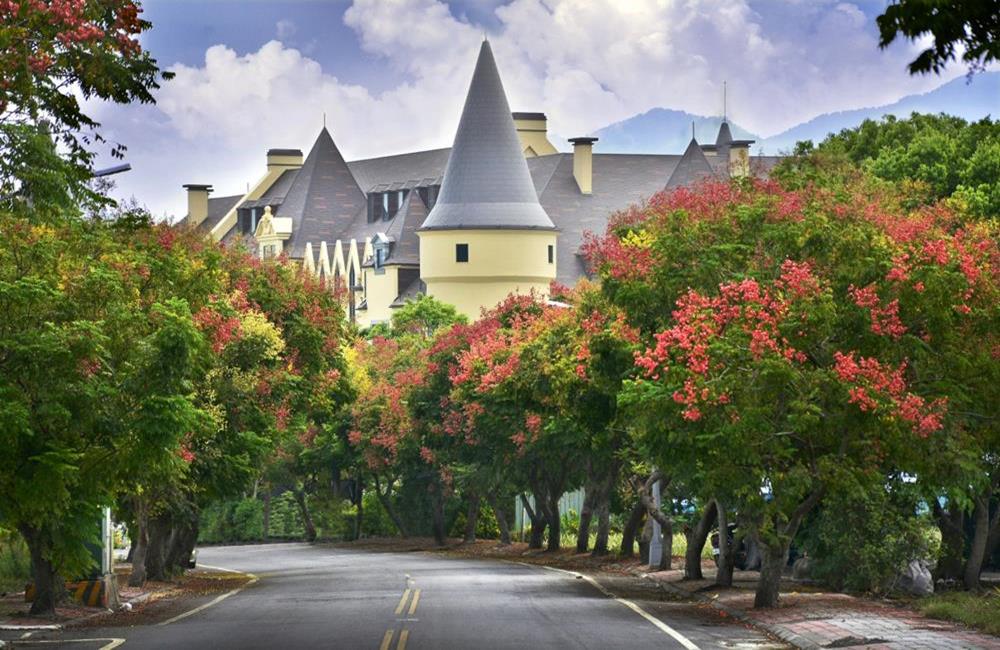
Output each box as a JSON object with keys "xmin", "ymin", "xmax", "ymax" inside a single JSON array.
[
  {"xmin": 684, "ymin": 500, "xmax": 718, "ymax": 580},
  {"xmin": 753, "ymin": 487, "xmax": 824, "ymax": 608},
  {"xmin": 262, "ymin": 488, "xmax": 271, "ymax": 540},
  {"xmin": 293, "ymin": 490, "xmax": 317, "ymax": 542},
  {"xmin": 372, "ymin": 476, "xmax": 407, "ymax": 538},
  {"xmin": 20, "ymin": 524, "xmax": 64, "ymax": 618},
  {"xmin": 964, "ymin": 491, "xmax": 991, "ymax": 590},
  {"xmin": 658, "ymin": 516, "xmax": 673, "ymax": 570},
  {"xmin": 620, "ymin": 500, "xmax": 646, "ymax": 558},
  {"xmin": 128, "ymin": 498, "xmax": 149, "ymax": 587},
  {"xmin": 354, "ymin": 479, "xmax": 364, "ymax": 541},
  {"xmin": 487, "ymin": 493, "xmax": 511, "ymax": 545},
  {"xmin": 715, "ymin": 499, "xmax": 736, "ymax": 587},
  {"xmin": 754, "ymin": 540, "xmax": 789, "ymax": 608},
  {"xmin": 576, "ymin": 482, "xmax": 597, "ymax": 553},
  {"xmin": 521, "ymin": 494, "xmax": 546, "ymax": 549},
  {"xmin": 144, "ymin": 515, "xmax": 171, "ymax": 581},
  {"xmin": 463, "ymin": 493, "xmax": 481, "ymax": 543},
  {"xmin": 431, "ymin": 484, "xmax": 447, "ymax": 546},
  {"xmin": 592, "ymin": 484, "xmax": 612, "ymax": 557},
  {"xmin": 933, "ymin": 501, "xmax": 966, "ymax": 582},
  {"xmin": 541, "ymin": 491, "xmax": 562, "ymax": 552}
]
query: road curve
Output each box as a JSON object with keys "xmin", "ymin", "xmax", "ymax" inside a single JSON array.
[{"xmin": 5, "ymin": 543, "xmax": 786, "ymax": 649}]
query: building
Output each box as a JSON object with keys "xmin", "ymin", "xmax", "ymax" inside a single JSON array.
[{"xmin": 181, "ymin": 41, "xmax": 773, "ymax": 326}]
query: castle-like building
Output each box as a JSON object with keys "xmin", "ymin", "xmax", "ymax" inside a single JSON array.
[{"xmin": 181, "ymin": 41, "xmax": 773, "ymax": 326}]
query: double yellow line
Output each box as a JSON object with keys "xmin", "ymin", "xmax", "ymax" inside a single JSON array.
[
  {"xmin": 380, "ymin": 587, "xmax": 421, "ymax": 649},
  {"xmin": 394, "ymin": 588, "xmax": 421, "ymax": 616}
]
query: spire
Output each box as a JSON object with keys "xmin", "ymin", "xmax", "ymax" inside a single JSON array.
[
  {"xmin": 716, "ymin": 120, "xmax": 734, "ymax": 148},
  {"xmin": 419, "ymin": 40, "xmax": 555, "ymax": 231},
  {"xmin": 665, "ymin": 138, "xmax": 716, "ymax": 190}
]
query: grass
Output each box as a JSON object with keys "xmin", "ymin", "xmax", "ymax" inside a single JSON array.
[
  {"xmin": 0, "ymin": 533, "xmax": 31, "ymax": 595},
  {"xmin": 513, "ymin": 528, "xmax": 713, "ymax": 560},
  {"xmin": 919, "ymin": 588, "xmax": 1000, "ymax": 636}
]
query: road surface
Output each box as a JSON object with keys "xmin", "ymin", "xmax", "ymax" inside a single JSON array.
[{"xmin": 3, "ymin": 543, "xmax": 787, "ymax": 649}]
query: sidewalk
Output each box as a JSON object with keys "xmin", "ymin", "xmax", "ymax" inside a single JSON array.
[{"xmin": 643, "ymin": 564, "xmax": 1000, "ymax": 650}]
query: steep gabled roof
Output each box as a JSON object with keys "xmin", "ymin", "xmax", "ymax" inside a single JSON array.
[
  {"xmin": 383, "ymin": 191, "xmax": 425, "ymax": 265},
  {"xmin": 665, "ymin": 138, "xmax": 716, "ymax": 190},
  {"xmin": 419, "ymin": 40, "xmax": 555, "ymax": 232},
  {"xmin": 281, "ymin": 128, "xmax": 367, "ymax": 257}
]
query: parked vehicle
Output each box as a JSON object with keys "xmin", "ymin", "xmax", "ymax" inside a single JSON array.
[{"xmin": 710, "ymin": 524, "xmax": 761, "ymax": 570}]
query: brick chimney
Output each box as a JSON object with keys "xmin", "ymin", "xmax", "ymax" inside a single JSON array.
[
  {"xmin": 183, "ymin": 184, "xmax": 213, "ymax": 226},
  {"xmin": 569, "ymin": 137, "xmax": 598, "ymax": 195}
]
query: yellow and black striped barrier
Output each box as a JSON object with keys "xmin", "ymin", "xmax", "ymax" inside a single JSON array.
[{"xmin": 25, "ymin": 578, "xmax": 112, "ymax": 607}]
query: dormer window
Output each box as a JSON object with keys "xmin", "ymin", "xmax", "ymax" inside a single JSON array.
[{"xmin": 239, "ymin": 207, "xmax": 260, "ymax": 234}]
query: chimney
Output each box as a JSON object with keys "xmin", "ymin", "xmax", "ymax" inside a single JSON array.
[
  {"xmin": 266, "ymin": 148, "xmax": 304, "ymax": 171},
  {"xmin": 512, "ymin": 112, "xmax": 558, "ymax": 157},
  {"xmin": 183, "ymin": 184, "xmax": 213, "ymax": 226},
  {"xmin": 569, "ymin": 137, "xmax": 598, "ymax": 195}
]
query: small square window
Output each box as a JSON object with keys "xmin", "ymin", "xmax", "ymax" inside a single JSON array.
[
  {"xmin": 548, "ymin": 244, "xmax": 554, "ymax": 264},
  {"xmin": 456, "ymin": 243, "xmax": 469, "ymax": 263}
]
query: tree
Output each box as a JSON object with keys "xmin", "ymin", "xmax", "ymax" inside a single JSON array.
[
  {"xmin": 0, "ymin": 0, "xmax": 170, "ymax": 201},
  {"xmin": 587, "ymin": 175, "xmax": 996, "ymax": 606},
  {"xmin": 877, "ymin": 0, "xmax": 1000, "ymax": 75}
]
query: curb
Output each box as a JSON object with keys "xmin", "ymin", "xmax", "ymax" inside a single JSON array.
[{"xmin": 639, "ymin": 574, "xmax": 822, "ymax": 650}]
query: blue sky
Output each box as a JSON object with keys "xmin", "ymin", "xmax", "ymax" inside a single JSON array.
[{"xmin": 91, "ymin": 0, "xmax": 985, "ymax": 218}]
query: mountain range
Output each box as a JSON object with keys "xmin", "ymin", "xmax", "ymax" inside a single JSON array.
[{"xmin": 592, "ymin": 71, "xmax": 999, "ymax": 155}]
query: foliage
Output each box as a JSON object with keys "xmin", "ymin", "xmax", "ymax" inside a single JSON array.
[
  {"xmin": 920, "ymin": 589, "xmax": 1000, "ymax": 636},
  {"xmin": 800, "ymin": 477, "xmax": 933, "ymax": 593},
  {"xmin": 0, "ymin": 0, "xmax": 170, "ymax": 201},
  {"xmin": 0, "ymin": 531, "xmax": 31, "ymax": 594},
  {"xmin": 876, "ymin": 0, "xmax": 1000, "ymax": 75},
  {"xmin": 788, "ymin": 113, "xmax": 1000, "ymax": 218}
]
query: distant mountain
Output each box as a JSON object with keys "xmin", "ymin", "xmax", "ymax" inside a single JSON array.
[
  {"xmin": 593, "ymin": 108, "xmax": 759, "ymax": 155},
  {"xmin": 758, "ymin": 71, "xmax": 999, "ymax": 153},
  {"xmin": 591, "ymin": 72, "xmax": 998, "ymax": 156}
]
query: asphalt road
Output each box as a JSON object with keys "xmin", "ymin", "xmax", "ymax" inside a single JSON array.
[{"xmin": 4, "ymin": 543, "xmax": 787, "ymax": 650}]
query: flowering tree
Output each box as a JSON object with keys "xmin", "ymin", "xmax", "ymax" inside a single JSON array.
[
  {"xmin": 1, "ymin": 0, "xmax": 169, "ymax": 202},
  {"xmin": 587, "ymin": 174, "xmax": 997, "ymax": 606}
]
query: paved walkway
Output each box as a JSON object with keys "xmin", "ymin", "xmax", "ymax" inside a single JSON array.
[{"xmin": 644, "ymin": 566, "xmax": 1000, "ymax": 650}]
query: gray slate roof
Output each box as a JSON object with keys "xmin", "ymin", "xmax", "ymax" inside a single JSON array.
[
  {"xmin": 665, "ymin": 138, "xmax": 717, "ymax": 190},
  {"xmin": 419, "ymin": 40, "xmax": 555, "ymax": 232},
  {"xmin": 383, "ymin": 191, "xmax": 426, "ymax": 265},
  {"xmin": 178, "ymin": 194, "xmax": 242, "ymax": 231},
  {"xmin": 281, "ymin": 128, "xmax": 367, "ymax": 257}
]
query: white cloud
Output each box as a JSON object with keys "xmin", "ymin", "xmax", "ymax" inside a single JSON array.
[{"xmin": 93, "ymin": 0, "xmax": 975, "ymax": 217}]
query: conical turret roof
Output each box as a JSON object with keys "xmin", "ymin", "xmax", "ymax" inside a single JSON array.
[
  {"xmin": 665, "ymin": 138, "xmax": 716, "ymax": 190},
  {"xmin": 419, "ymin": 41, "xmax": 555, "ymax": 231},
  {"xmin": 716, "ymin": 121, "xmax": 733, "ymax": 147}
]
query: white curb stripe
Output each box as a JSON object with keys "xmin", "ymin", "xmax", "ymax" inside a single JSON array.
[
  {"xmin": 10, "ymin": 639, "xmax": 125, "ymax": 649},
  {"xmin": 520, "ymin": 562, "xmax": 701, "ymax": 650},
  {"xmin": 156, "ymin": 564, "xmax": 258, "ymax": 627}
]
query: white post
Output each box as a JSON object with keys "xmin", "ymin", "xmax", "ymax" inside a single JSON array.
[{"xmin": 648, "ymin": 480, "xmax": 662, "ymax": 570}]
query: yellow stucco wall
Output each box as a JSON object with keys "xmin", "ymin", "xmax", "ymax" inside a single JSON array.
[
  {"xmin": 514, "ymin": 117, "xmax": 558, "ymax": 157},
  {"xmin": 358, "ymin": 265, "xmax": 400, "ymax": 328},
  {"xmin": 730, "ymin": 147, "xmax": 750, "ymax": 178},
  {"xmin": 418, "ymin": 229, "xmax": 557, "ymax": 318}
]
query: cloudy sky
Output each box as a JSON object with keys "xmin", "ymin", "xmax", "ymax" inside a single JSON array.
[{"xmin": 90, "ymin": 0, "xmax": 974, "ymax": 218}]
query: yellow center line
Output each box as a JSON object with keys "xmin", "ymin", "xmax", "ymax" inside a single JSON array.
[
  {"xmin": 379, "ymin": 629, "xmax": 395, "ymax": 650},
  {"xmin": 397, "ymin": 629, "xmax": 410, "ymax": 650},
  {"xmin": 407, "ymin": 589, "xmax": 421, "ymax": 616},
  {"xmin": 394, "ymin": 588, "xmax": 412, "ymax": 616}
]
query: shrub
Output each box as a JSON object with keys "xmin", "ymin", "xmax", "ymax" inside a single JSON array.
[
  {"xmin": 0, "ymin": 532, "xmax": 31, "ymax": 594},
  {"xmin": 231, "ymin": 499, "xmax": 264, "ymax": 542},
  {"xmin": 801, "ymin": 477, "xmax": 933, "ymax": 593}
]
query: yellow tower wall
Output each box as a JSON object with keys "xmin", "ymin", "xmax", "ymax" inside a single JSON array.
[
  {"xmin": 418, "ymin": 229, "xmax": 557, "ymax": 318},
  {"xmin": 358, "ymin": 265, "xmax": 400, "ymax": 328}
]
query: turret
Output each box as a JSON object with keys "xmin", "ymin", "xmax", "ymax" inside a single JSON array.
[{"xmin": 418, "ymin": 40, "xmax": 558, "ymax": 318}]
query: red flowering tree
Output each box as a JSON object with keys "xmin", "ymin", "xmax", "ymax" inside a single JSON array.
[
  {"xmin": 1, "ymin": 0, "xmax": 169, "ymax": 203},
  {"xmin": 588, "ymin": 174, "xmax": 998, "ymax": 606}
]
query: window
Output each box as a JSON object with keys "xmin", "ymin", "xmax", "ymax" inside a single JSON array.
[
  {"xmin": 456, "ymin": 243, "xmax": 469, "ymax": 263},
  {"xmin": 262, "ymin": 243, "xmax": 277, "ymax": 259},
  {"xmin": 548, "ymin": 244, "xmax": 554, "ymax": 264},
  {"xmin": 373, "ymin": 245, "xmax": 386, "ymax": 275},
  {"xmin": 382, "ymin": 193, "xmax": 389, "ymax": 215}
]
